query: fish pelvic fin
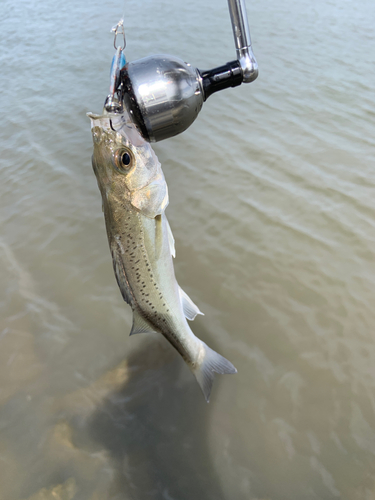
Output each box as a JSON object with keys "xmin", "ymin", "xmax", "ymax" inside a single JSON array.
[
  {"xmin": 192, "ymin": 342, "xmax": 237, "ymax": 403},
  {"xmin": 130, "ymin": 309, "xmax": 156, "ymax": 335}
]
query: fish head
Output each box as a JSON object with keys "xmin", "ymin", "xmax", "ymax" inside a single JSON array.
[{"xmin": 88, "ymin": 110, "xmax": 168, "ymax": 218}]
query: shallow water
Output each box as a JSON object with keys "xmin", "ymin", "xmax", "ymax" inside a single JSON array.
[{"xmin": 1, "ymin": 0, "xmax": 375, "ymax": 498}]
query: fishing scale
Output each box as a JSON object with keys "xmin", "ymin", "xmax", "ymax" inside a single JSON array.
[{"xmin": 105, "ymin": 0, "xmax": 258, "ymax": 142}]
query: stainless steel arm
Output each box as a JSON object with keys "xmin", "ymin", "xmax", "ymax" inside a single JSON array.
[{"xmin": 227, "ymin": 0, "xmax": 258, "ymax": 82}]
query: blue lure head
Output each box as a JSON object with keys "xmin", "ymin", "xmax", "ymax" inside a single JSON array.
[
  {"xmin": 109, "ymin": 48, "xmax": 126, "ymax": 96},
  {"xmin": 105, "ymin": 20, "xmax": 127, "ymax": 113}
]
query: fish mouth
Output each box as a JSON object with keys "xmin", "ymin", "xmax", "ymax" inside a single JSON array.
[
  {"xmin": 87, "ymin": 110, "xmax": 128, "ymax": 135},
  {"xmin": 86, "ymin": 112, "xmax": 104, "ymax": 120},
  {"xmin": 87, "ymin": 109, "xmax": 146, "ymax": 146},
  {"xmin": 86, "ymin": 107, "xmax": 116, "ymax": 120},
  {"xmin": 87, "ymin": 110, "xmax": 122, "ymax": 125}
]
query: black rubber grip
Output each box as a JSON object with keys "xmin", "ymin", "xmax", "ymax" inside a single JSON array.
[{"xmin": 199, "ymin": 60, "xmax": 243, "ymax": 100}]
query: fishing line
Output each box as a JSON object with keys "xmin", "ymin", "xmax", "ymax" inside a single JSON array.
[{"xmin": 121, "ymin": 0, "xmax": 127, "ymax": 34}]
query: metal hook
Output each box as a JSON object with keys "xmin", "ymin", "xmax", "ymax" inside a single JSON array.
[{"xmin": 111, "ymin": 19, "xmax": 126, "ymax": 50}]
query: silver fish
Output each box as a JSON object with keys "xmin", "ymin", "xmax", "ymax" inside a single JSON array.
[{"xmin": 88, "ymin": 110, "xmax": 237, "ymax": 401}]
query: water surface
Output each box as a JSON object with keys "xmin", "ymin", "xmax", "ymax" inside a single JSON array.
[{"xmin": 1, "ymin": 0, "xmax": 375, "ymax": 498}]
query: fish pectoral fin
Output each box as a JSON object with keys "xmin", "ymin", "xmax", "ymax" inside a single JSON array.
[
  {"xmin": 130, "ymin": 310, "xmax": 156, "ymax": 335},
  {"xmin": 179, "ymin": 286, "xmax": 204, "ymax": 321},
  {"xmin": 155, "ymin": 214, "xmax": 163, "ymax": 260},
  {"xmin": 166, "ymin": 218, "xmax": 176, "ymax": 258},
  {"xmin": 155, "ymin": 215, "xmax": 175, "ymax": 260}
]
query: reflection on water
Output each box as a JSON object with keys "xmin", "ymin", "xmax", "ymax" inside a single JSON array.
[
  {"xmin": 87, "ymin": 341, "xmax": 225, "ymax": 500},
  {"xmin": 1, "ymin": 0, "xmax": 375, "ymax": 497}
]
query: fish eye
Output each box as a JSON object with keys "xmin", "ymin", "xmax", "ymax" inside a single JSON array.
[
  {"xmin": 122, "ymin": 152, "xmax": 131, "ymax": 166},
  {"xmin": 113, "ymin": 148, "xmax": 134, "ymax": 173}
]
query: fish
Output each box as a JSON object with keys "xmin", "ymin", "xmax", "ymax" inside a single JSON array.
[{"xmin": 88, "ymin": 110, "xmax": 237, "ymax": 401}]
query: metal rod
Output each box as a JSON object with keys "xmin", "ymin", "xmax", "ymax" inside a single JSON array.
[{"xmin": 227, "ymin": 0, "xmax": 258, "ymax": 83}]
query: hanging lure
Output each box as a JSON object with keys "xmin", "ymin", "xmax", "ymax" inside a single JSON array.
[{"xmin": 105, "ymin": 20, "xmax": 127, "ymax": 113}]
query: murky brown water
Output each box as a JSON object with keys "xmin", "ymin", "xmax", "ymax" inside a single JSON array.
[{"xmin": 1, "ymin": 0, "xmax": 375, "ymax": 498}]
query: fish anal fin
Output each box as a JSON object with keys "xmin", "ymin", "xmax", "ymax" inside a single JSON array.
[
  {"xmin": 179, "ymin": 287, "xmax": 204, "ymax": 321},
  {"xmin": 192, "ymin": 342, "xmax": 237, "ymax": 402},
  {"xmin": 130, "ymin": 310, "xmax": 156, "ymax": 335}
]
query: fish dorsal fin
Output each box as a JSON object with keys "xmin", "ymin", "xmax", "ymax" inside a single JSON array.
[
  {"xmin": 130, "ymin": 310, "xmax": 156, "ymax": 335},
  {"xmin": 111, "ymin": 239, "xmax": 133, "ymax": 306},
  {"xmin": 166, "ymin": 219, "xmax": 175, "ymax": 258},
  {"xmin": 179, "ymin": 287, "xmax": 204, "ymax": 321}
]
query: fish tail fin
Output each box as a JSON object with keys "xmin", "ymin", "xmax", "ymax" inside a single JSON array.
[{"xmin": 192, "ymin": 342, "xmax": 237, "ymax": 403}]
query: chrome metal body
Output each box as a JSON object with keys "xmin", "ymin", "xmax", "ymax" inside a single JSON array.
[
  {"xmin": 115, "ymin": 0, "xmax": 258, "ymax": 142},
  {"xmin": 122, "ymin": 55, "xmax": 204, "ymax": 142}
]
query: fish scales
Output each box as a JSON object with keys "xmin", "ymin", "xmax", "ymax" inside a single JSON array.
[{"xmin": 88, "ymin": 110, "xmax": 237, "ymax": 401}]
